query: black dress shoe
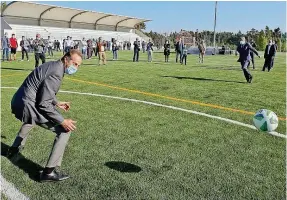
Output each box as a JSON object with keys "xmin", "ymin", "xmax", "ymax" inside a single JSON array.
[
  {"xmin": 40, "ymin": 170, "xmax": 70, "ymax": 182},
  {"xmin": 248, "ymin": 76, "xmax": 253, "ymax": 83}
]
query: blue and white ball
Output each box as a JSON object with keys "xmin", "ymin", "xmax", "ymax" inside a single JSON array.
[{"xmin": 253, "ymin": 109, "xmax": 278, "ymax": 132}]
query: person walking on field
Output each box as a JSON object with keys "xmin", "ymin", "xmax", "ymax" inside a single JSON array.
[
  {"xmin": 146, "ymin": 39, "xmax": 153, "ymax": 62},
  {"xmin": 198, "ymin": 40, "xmax": 206, "ymax": 63},
  {"xmin": 10, "ymin": 34, "xmax": 18, "ymax": 61},
  {"xmin": 97, "ymin": 37, "xmax": 107, "ymax": 65},
  {"xmin": 262, "ymin": 39, "xmax": 276, "ymax": 72},
  {"xmin": 33, "ymin": 33, "xmax": 46, "ymax": 68},
  {"xmin": 237, "ymin": 37, "xmax": 260, "ymax": 83},
  {"xmin": 20, "ymin": 36, "xmax": 30, "ymax": 61}
]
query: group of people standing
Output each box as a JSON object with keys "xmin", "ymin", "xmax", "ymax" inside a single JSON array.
[
  {"xmin": 132, "ymin": 38, "xmax": 154, "ymax": 62},
  {"xmin": 236, "ymin": 36, "xmax": 277, "ymax": 83},
  {"xmin": 80, "ymin": 37, "xmax": 119, "ymax": 65},
  {"xmin": 163, "ymin": 38, "xmax": 190, "ymax": 65},
  {"xmin": 1, "ymin": 33, "xmax": 19, "ymax": 62}
]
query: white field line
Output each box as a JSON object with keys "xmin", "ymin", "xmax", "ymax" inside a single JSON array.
[
  {"xmin": 1, "ymin": 87, "xmax": 286, "ymax": 139},
  {"xmin": 0, "ymin": 174, "xmax": 29, "ymax": 200}
]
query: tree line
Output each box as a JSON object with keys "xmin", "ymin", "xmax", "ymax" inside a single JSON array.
[{"xmin": 144, "ymin": 26, "xmax": 286, "ymax": 52}]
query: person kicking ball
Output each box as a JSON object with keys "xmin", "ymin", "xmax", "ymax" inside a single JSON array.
[
  {"xmin": 236, "ymin": 37, "xmax": 260, "ymax": 83},
  {"xmin": 7, "ymin": 49, "xmax": 82, "ymax": 182}
]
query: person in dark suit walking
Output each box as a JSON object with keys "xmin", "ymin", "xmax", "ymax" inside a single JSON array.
[
  {"xmin": 248, "ymin": 39, "xmax": 257, "ymax": 69},
  {"xmin": 175, "ymin": 38, "xmax": 184, "ymax": 63},
  {"xmin": 237, "ymin": 37, "xmax": 260, "ymax": 83},
  {"xmin": 7, "ymin": 49, "xmax": 82, "ymax": 182},
  {"xmin": 262, "ymin": 40, "xmax": 276, "ymax": 72},
  {"xmin": 133, "ymin": 38, "xmax": 140, "ymax": 62}
]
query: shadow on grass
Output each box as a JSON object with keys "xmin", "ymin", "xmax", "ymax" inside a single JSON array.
[
  {"xmin": 205, "ymin": 66, "xmax": 243, "ymax": 71},
  {"xmin": 162, "ymin": 75, "xmax": 246, "ymax": 84},
  {"xmin": 1, "ymin": 67, "xmax": 33, "ymax": 71},
  {"xmin": 1, "ymin": 142, "xmax": 43, "ymax": 182},
  {"xmin": 105, "ymin": 161, "xmax": 142, "ymax": 173}
]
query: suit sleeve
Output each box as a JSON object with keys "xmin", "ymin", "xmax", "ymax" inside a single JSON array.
[
  {"xmin": 264, "ymin": 46, "xmax": 267, "ymax": 58},
  {"xmin": 248, "ymin": 43, "xmax": 259, "ymax": 56},
  {"xmin": 36, "ymin": 75, "xmax": 64, "ymax": 125},
  {"xmin": 236, "ymin": 45, "xmax": 240, "ymax": 53}
]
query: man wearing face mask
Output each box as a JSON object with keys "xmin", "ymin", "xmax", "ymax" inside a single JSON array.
[
  {"xmin": 7, "ymin": 49, "xmax": 82, "ymax": 182},
  {"xmin": 262, "ymin": 39, "xmax": 276, "ymax": 72},
  {"xmin": 33, "ymin": 33, "xmax": 46, "ymax": 68},
  {"xmin": 236, "ymin": 37, "xmax": 260, "ymax": 83},
  {"xmin": 20, "ymin": 36, "xmax": 30, "ymax": 61}
]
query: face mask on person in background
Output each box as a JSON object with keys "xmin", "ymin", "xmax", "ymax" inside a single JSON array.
[
  {"xmin": 65, "ymin": 64, "xmax": 78, "ymax": 75},
  {"xmin": 240, "ymin": 41, "xmax": 245, "ymax": 45}
]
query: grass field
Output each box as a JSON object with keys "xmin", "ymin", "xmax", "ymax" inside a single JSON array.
[{"xmin": 1, "ymin": 50, "xmax": 286, "ymax": 199}]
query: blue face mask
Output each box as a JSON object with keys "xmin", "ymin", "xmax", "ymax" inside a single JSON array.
[{"xmin": 65, "ymin": 65, "xmax": 78, "ymax": 75}]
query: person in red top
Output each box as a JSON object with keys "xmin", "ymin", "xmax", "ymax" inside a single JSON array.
[{"xmin": 10, "ymin": 34, "xmax": 18, "ymax": 61}]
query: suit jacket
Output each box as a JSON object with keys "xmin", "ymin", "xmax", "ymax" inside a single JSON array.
[
  {"xmin": 175, "ymin": 41, "xmax": 184, "ymax": 53},
  {"xmin": 236, "ymin": 42, "xmax": 259, "ymax": 62},
  {"xmin": 133, "ymin": 41, "xmax": 140, "ymax": 51},
  {"xmin": 11, "ymin": 60, "xmax": 65, "ymax": 125},
  {"xmin": 264, "ymin": 44, "xmax": 275, "ymax": 59}
]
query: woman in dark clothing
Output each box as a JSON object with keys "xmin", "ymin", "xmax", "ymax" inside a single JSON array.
[{"xmin": 164, "ymin": 40, "xmax": 171, "ymax": 62}]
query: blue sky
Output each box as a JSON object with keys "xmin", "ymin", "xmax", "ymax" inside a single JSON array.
[{"xmin": 34, "ymin": 1, "xmax": 286, "ymax": 33}]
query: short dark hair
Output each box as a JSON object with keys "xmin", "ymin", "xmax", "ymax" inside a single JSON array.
[
  {"xmin": 61, "ymin": 49, "xmax": 83, "ymax": 62},
  {"xmin": 12, "ymin": 34, "xmax": 15, "ymax": 36}
]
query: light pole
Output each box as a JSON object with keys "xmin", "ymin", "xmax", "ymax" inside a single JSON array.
[{"xmin": 213, "ymin": 1, "xmax": 218, "ymax": 53}]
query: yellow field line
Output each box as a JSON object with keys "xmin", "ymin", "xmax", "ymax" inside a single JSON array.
[
  {"xmin": 0, "ymin": 73, "xmax": 27, "ymax": 78},
  {"xmin": 66, "ymin": 77, "xmax": 287, "ymax": 121}
]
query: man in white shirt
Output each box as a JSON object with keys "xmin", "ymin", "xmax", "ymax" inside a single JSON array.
[
  {"xmin": 64, "ymin": 36, "xmax": 72, "ymax": 53},
  {"xmin": 81, "ymin": 37, "xmax": 87, "ymax": 60},
  {"xmin": 47, "ymin": 36, "xmax": 54, "ymax": 57}
]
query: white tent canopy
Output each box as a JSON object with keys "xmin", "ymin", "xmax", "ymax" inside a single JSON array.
[{"xmin": 1, "ymin": 1, "xmax": 151, "ymax": 30}]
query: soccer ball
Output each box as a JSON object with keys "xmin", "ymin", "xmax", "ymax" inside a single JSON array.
[{"xmin": 253, "ymin": 109, "xmax": 279, "ymax": 132}]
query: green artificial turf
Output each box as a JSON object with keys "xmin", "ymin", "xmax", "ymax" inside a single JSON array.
[{"xmin": 1, "ymin": 50, "xmax": 286, "ymax": 199}]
